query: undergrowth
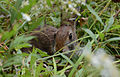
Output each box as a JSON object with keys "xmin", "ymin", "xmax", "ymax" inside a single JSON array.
[{"xmin": 0, "ymin": 0, "xmax": 120, "ymax": 77}]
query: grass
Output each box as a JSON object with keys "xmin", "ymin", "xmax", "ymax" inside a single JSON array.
[{"xmin": 0, "ymin": 0, "xmax": 120, "ymax": 77}]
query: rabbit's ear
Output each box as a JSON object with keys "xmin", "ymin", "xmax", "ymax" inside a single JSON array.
[{"xmin": 67, "ymin": 19, "xmax": 76, "ymax": 32}]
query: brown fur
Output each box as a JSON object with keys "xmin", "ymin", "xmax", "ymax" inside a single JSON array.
[
  {"xmin": 22, "ymin": 20, "xmax": 77, "ymax": 55},
  {"xmin": 56, "ymin": 25, "xmax": 77, "ymax": 52},
  {"xmin": 30, "ymin": 26, "xmax": 57, "ymax": 55}
]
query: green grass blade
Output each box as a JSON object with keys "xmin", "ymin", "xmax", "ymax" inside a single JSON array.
[
  {"xmin": 104, "ymin": 15, "xmax": 114, "ymax": 32},
  {"xmin": 86, "ymin": 4, "xmax": 104, "ymax": 25},
  {"xmin": 46, "ymin": 0, "xmax": 52, "ymax": 7},
  {"xmin": 68, "ymin": 54, "xmax": 84, "ymax": 77},
  {"xmin": 60, "ymin": 53, "xmax": 74, "ymax": 66},
  {"xmin": 104, "ymin": 37, "xmax": 120, "ymax": 43},
  {"xmin": 53, "ymin": 57, "xmax": 57, "ymax": 75},
  {"xmin": 83, "ymin": 28, "xmax": 98, "ymax": 44}
]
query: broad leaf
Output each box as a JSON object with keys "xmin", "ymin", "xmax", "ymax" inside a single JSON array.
[
  {"xmin": 86, "ymin": 4, "xmax": 104, "ymax": 25},
  {"xmin": 104, "ymin": 37, "xmax": 120, "ymax": 43},
  {"xmin": 60, "ymin": 53, "xmax": 74, "ymax": 66},
  {"xmin": 83, "ymin": 28, "xmax": 98, "ymax": 44},
  {"xmin": 53, "ymin": 57, "xmax": 57, "ymax": 75},
  {"xmin": 104, "ymin": 15, "xmax": 114, "ymax": 32}
]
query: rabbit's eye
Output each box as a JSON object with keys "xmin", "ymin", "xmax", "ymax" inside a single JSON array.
[{"xmin": 69, "ymin": 33, "xmax": 72, "ymax": 40}]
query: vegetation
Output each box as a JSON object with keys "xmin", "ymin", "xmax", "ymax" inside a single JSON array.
[{"xmin": 0, "ymin": 0, "xmax": 120, "ymax": 77}]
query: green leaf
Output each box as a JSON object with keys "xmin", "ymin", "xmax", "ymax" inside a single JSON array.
[
  {"xmin": 60, "ymin": 53, "xmax": 74, "ymax": 66},
  {"xmin": 50, "ymin": 16, "xmax": 60, "ymax": 26},
  {"xmin": 1, "ymin": 31, "xmax": 16, "ymax": 42},
  {"xmin": 15, "ymin": 43, "xmax": 32, "ymax": 50},
  {"xmin": 1, "ymin": 24, "xmax": 19, "ymax": 42},
  {"xmin": 104, "ymin": 37, "xmax": 120, "ymax": 43},
  {"xmin": 29, "ymin": 0, "xmax": 37, "ymax": 6},
  {"xmin": 46, "ymin": 0, "xmax": 52, "ymax": 7},
  {"xmin": 53, "ymin": 57, "xmax": 57, "ymax": 75},
  {"xmin": 35, "ymin": 62, "xmax": 44, "ymax": 77},
  {"xmin": 104, "ymin": 15, "xmax": 114, "ymax": 32},
  {"xmin": 36, "ymin": 48, "xmax": 49, "ymax": 57},
  {"xmin": 20, "ymin": 5, "xmax": 31, "ymax": 13},
  {"xmin": 21, "ymin": 0, "xmax": 36, "ymax": 13},
  {"xmin": 9, "ymin": 6, "xmax": 18, "ymax": 24},
  {"xmin": 68, "ymin": 54, "xmax": 84, "ymax": 77},
  {"xmin": 99, "ymin": 32, "xmax": 104, "ymax": 41},
  {"xmin": 75, "ymin": 68, "xmax": 83, "ymax": 77},
  {"xmin": 57, "ymin": 65, "xmax": 72, "ymax": 75},
  {"xmin": 13, "ymin": 23, "xmax": 19, "ymax": 31},
  {"xmin": 9, "ymin": 35, "xmax": 35, "ymax": 51},
  {"xmin": 96, "ymin": 29, "xmax": 104, "ymax": 41},
  {"xmin": 30, "ymin": 50, "xmax": 37, "ymax": 70},
  {"xmin": 86, "ymin": 4, "xmax": 104, "ymax": 25},
  {"xmin": 15, "ymin": 0, "xmax": 23, "ymax": 10},
  {"xmin": 84, "ymin": 41, "xmax": 92, "ymax": 53},
  {"xmin": 108, "ymin": 25, "xmax": 120, "ymax": 32},
  {"xmin": 3, "ymin": 55, "xmax": 23, "ymax": 67},
  {"xmin": 22, "ymin": 68, "xmax": 31, "ymax": 77},
  {"xmin": 29, "ymin": 16, "xmax": 45, "ymax": 31},
  {"xmin": 0, "ymin": 3, "xmax": 10, "ymax": 14},
  {"xmin": 82, "ymin": 28, "xmax": 98, "ymax": 44}
]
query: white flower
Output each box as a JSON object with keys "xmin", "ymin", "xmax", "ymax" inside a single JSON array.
[
  {"xmin": 90, "ymin": 48, "xmax": 120, "ymax": 77},
  {"xmin": 81, "ymin": 0, "xmax": 86, "ymax": 5},
  {"xmin": 68, "ymin": 4, "xmax": 81, "ymax": 16},
  {"xmin": 21, "ymin": 0, "xmax": 29, "ymax": 8},
  {"xmin": 21, "ymin": 13, "xmax": 31, "ymax": 21},
  {"xmin": 83, "ymin": 44, "xmax": 119, "ymax": 77}
]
